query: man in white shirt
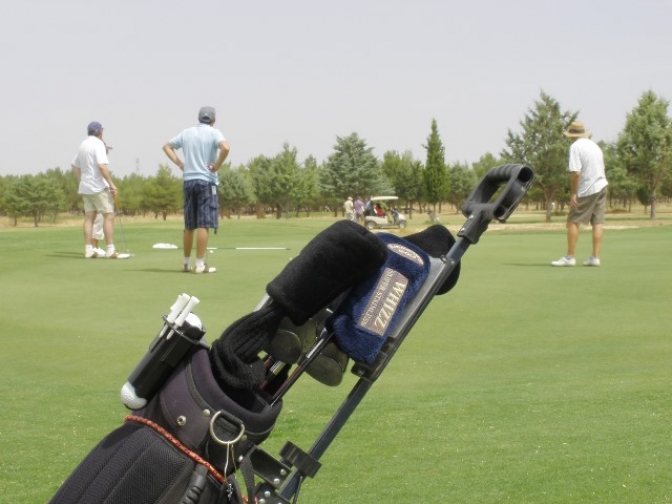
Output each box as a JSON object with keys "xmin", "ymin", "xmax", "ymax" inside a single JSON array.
[
  {"xmin": 551, "ymin": 121, "xmax": 609, "ymax": 267},
  {"xmin": 72, "ymin": 122, "xmax": 121, "ymax": 259}
]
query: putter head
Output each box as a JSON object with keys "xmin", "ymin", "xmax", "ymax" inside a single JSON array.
[
  {"xmin": 264, "ymin": 317, "xmax": 316, "ymax": 364},
  {"xmin": 305, "ymin": 341, "xmax": 349, "ymax": 386}
]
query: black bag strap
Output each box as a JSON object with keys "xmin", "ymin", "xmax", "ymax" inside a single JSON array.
[{"xmin": 238, "ymin": 455, "xmax": 257, "ymax": 504}]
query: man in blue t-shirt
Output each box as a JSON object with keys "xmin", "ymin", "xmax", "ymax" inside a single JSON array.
[{"xmin": 163, "ymin": 106, "xmax": 230, "ymax": 273}]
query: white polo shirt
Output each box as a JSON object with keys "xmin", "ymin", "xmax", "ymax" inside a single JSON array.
[
  {"xmin": 568, "ymin": 138, "xmax": 608, "ymax": 197},
  {"xmin": 72, "ymin": 136, "xmax": 110, "ymax": 194}
]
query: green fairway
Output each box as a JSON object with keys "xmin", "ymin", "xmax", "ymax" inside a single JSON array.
[{"xmin": 1, "ymin": 216, "xmax": 671, "ymax": 503}]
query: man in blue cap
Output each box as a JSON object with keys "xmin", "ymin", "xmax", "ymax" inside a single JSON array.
[
  {"xmin": 163, "ymin": 106, "xmax": 230, "ymax": 273},
  {"xmin": 72, "ymin": 121, "xmax": 122, "ymax": 258}
]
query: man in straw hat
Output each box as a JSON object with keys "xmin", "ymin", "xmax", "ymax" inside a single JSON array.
[{"xmin": 551, "ymin": 121, "xmax": 608, "ymax": 267}]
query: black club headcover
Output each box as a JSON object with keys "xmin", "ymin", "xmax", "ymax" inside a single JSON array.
[
  {"xmin": 209, "ymin": 220, "xmax": 388, "ymax": 390},
  {"xmin": 209, "ymin": 304, "xmax": 285, "ymax": 389},
  {"xmin": 404, "ymin": 224, "xmax": 460, "ymax": 295},
  {"xmin": 267, "ymin": 220, "xmax": 388, "ymax": 326}
]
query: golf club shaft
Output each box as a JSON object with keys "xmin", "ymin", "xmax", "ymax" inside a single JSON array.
[
  {"xmin": 270, "ymin": 328, "xmax": 333, "ymax": 406},
  {"xmin": 258, "ymin": 360, "xmax": 288, "ymax": 390},
  {"xmin": 117, "ymin": 214, "xmax": 129, "ymax": 252},
  {"xmin": 113, "ymin": 193, "xmax": 130, "ymax": 252}
]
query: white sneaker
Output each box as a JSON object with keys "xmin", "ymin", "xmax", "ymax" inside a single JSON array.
[
  {"xmin": 84, "ymin": 250, "xmax": 99, "ymax": 259},
  {"xmin": 583, "ymin": 257, "xmax": 601, "ymax": 267},
  {"xmin": 551, "ymin": 255, "xmax": 576, "ymax": 267},
  {"xmin": 94, "ymin": 247, "xmax": 107, "ymax": 256},
  {"xmin": 194, "ymin": 264, "xmax": 216, "ymax": 274}
]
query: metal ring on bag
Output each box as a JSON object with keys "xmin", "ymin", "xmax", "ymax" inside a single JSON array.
[{"xmin": 209, "ymin": 410, "xmax": 245, "ymax": 446}]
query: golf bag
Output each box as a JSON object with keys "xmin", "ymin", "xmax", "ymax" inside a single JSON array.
[{"xmin": 49, "ymin": 165, "xmax": 534, "ymax": 504}]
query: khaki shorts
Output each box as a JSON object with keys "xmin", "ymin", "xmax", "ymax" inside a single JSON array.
[
  {"xmin": 83, "ymin": 190, "xmax": 114, "ymax": 214},
  {"xmin": 568, "ymin": 187, "xmax": 607, "ymax": 226},
  {"xmin": 92, "ymin": 213, "xmax": 105, "ymax": 240}
]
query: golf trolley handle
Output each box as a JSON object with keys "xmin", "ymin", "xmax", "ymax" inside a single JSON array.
[{"xmin": 459, "ymin": 164, "xmax": 534, "ymax": 244}]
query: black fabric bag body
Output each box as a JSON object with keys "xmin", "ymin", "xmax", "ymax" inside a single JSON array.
[{"xmin": 49, "ymin": 347, "xmax": 282, "ymax": 504}]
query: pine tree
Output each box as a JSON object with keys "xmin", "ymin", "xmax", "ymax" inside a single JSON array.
[
  {"xmin": 423, "ymin": 119, "xmax": 447, "ymax": 210},
  {"xmin": 501, "ymin": 91, "xmax": 576, "ymax": 222},
  {"xmin": 322, "ymin": 133, "xmax": 389, "ymax": 201},
  {"xmin": 617, "ymin": 90, "xmax": 672, "ymax": 219}
]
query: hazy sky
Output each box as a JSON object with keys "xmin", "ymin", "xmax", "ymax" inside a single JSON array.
[{"xmin": 1, "ymin": 0, "xmax": 670, "ymax": 178}]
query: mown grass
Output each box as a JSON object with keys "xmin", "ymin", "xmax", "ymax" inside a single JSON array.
[{"xmin": 0, "ymin": 214, "xmax": 671, "ymax": 503}]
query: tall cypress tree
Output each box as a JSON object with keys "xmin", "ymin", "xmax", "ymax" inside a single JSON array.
[{"xmin": 423, "ymin": 119, "xmax": 447, "ymax": 210}]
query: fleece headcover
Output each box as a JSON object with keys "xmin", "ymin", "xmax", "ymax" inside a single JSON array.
[
  {"xmin": 266, "ymin": 220, "xmax": 388, "ymax": 326},
  {"xmin": 404, "ymin": 224, "xmax": 461, "ymax": 295},
  {"xmin": 329, "ymin": 233, "xmax": 431, "ymax": 364},
  {"xmin": 210, "ymin": 220, "xmax": 388, "ymax": 390}
]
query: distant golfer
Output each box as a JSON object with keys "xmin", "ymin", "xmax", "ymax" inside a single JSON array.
[
  {"xmin": 354, "ymin": 196, "xmax": 365, "ymax": 224},
  {"xmin": 344, "ymin": 196, "xmax": 355, "ymax": 221},
  {"xmin": 92, "ymin": 144, "xmax": 113, "ymax": 256},
  {"xmin": 551, "ymin": 121, "xmax": 608, "ymax": 267},
  {"xmin": 72, "ymin": 121, "xmax": 121, "ymax": 259},
  {"xmin": 163, "ymin": 106, "xmax": 230, "ymax": 273}
]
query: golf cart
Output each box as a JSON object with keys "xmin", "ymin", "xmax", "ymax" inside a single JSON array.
[{"xmin": 364, "ymin": 196, "xmax": 407, "ymax": 230}]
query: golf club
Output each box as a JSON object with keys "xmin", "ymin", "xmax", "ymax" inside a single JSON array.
[
  {"xmin": 116, "ymin": 213, "xmax": 130, "ymax": 254},
  {"xmin": 113, "ymin": 193, "xmax": 132, "ymax": 256}
]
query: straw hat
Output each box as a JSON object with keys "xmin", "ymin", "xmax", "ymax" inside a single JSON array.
[{"xmin": 563, "ymin": 121, "xmax": 592, "ymax": 139}]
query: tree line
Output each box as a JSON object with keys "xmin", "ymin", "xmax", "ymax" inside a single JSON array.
[{"xmin": 1, "ymin": 89, "xmax": 671, "ymax": 227}]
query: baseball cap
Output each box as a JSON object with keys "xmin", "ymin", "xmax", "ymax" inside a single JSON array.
[
  {"xmin": 87, "ymin": 121, "xmax": 103, "ymax": 135},
  {"xmin": 198, "ymin": 106, "xmax": 216, "ymax": 124}
]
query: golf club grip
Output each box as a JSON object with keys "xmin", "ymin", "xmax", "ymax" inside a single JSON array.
[
  {"xmin": 175, "ymin": 296, "xmax": 200, "ymax": 326},
  {"xmin": 167, "ymin": 294, "xmax": 191, "ymax": 324}
]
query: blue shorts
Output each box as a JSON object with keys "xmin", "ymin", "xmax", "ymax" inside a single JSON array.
[{"xmin": 183, "ymin": 180, "xmax": 219, "ymax": 230}]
